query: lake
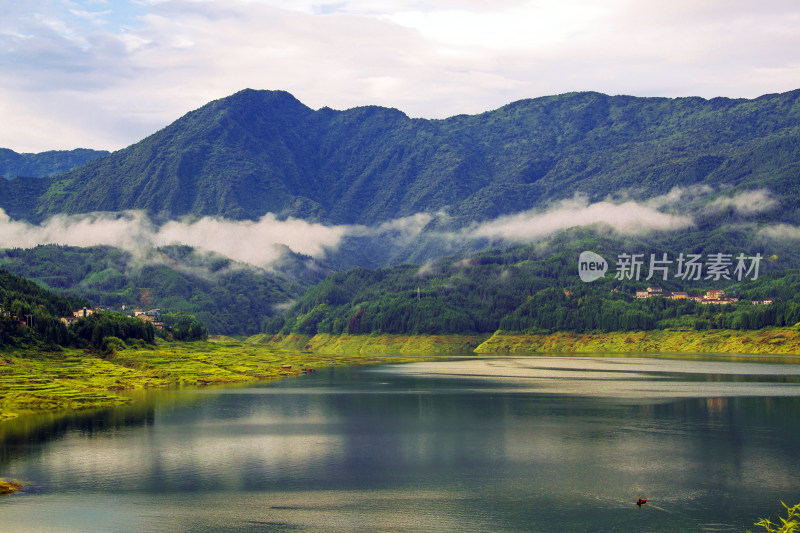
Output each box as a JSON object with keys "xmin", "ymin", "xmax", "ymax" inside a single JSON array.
[{"xmin": 2, "ymin": 354, "xmax": 800, "ymax": 532}]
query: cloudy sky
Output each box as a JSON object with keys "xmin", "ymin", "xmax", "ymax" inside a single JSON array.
[{"xmin": 2, "ymin": 0, "xmax": 799, "ymax": 153}]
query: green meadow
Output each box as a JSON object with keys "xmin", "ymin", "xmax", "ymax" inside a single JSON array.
[{"xmin": 0, "ymin": 336, "xmax": 421, "ymax": 421}]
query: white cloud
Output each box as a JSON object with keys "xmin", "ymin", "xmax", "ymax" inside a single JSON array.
[
  {"xmin": 0, "ymin": 208, "xmax": 435, "ymax": 269},
  {"xmin": 758, "ymin": 223, "xmax": 800, "ymax": 241},
  {"xmin": 2, "ymin": 0, "xmax": 800, "ymax": 151},
  {"xmin": 706, "ymin": 190, "xmax": 778, "ymax": 216},
  {"xmin": 465, "ymin": 196, "xmax": 694, "ymax": 243},
  {"xmin": 645, "ymin": 184, "xmax": 715, "ymax": 209},
  {"xmin": 0, "ymin": 209, "xmax": 346, "ymax": 267},
  {"xmin": 0, "ymin": 209, "xmax": 155, "ymax": 250},
  {"xmin": 415, "ymin": 261, "xmax": 435, "ymax": 277},
  {"xmin": 157, "ymin": 214, "xmax": 349, "ymax": 265}
]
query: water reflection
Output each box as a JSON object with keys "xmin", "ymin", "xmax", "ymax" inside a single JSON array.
[{"xmin": 1, "ymin": 356, "xmax": 799, "ymax": 532}]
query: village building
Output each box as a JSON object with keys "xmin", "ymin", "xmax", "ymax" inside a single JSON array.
[
  {"xmin": 60, "ymin": 316, "xmax": 79, "ymax": 327},
  {"xmin": 635, "ymin": 287, "xmax": 664, "ymax": 299},
  {"xmin": 700, "ymin": 289, "xmax": 738, "ymax": 305},
  {"xmin": 134, "ymin": 309, "xmax": 164, "ymax": 330},
  {"xmin": 669, "ymin": 292, "xmax": 688, "ymax": 299},
  {"xmin": 704, "ymin": 289, "xmax": 726, "ymax": 300}
]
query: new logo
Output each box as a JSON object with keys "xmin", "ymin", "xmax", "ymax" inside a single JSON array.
[{"xmin": 578, "ymin": 251, "xmax": 608, "ymax": 282}]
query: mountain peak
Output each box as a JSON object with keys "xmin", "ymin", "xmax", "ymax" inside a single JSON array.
[
  {"xmin": 216, "ymin": 88, "xmax": 311, "ymax": 116},
  {"xmin": 4, "ymin": 88, "xmax": 800, "ymax": 227}
]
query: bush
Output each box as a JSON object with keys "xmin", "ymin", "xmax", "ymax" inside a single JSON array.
[{"xmin": 749, "ymin": 502, "xmax": 800, "ymax": 533}]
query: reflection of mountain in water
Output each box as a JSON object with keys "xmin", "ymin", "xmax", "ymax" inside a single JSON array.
[
  {"xmin": 0, "ymin": 403, "xmax": 156, "ymax": 467},
  {"xmin": 1, "ymin": 360, "xmax": 799, "ymax": 532}
]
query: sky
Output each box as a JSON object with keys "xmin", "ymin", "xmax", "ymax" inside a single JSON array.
[{"xmin": 2, "ymin": 0, "xmax": 800, "ymax": 153}]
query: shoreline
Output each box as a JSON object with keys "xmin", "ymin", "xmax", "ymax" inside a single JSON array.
[
  {"xmin": 4, "ymin": 328, "xmax": 800, "ymax": 420},
  {"xmin": 247, "ymin": 332, "xmax": 488, "ymax": 354},
  {"xmin": 474, "ymin": 329, "xmax": 800, "ymax": 355},
  {"xmin": 254, "ymin": 328, "xmax": 800, "ymax": 357},
  {"xmin": 0, "ymin": 337, "xmax": 426, "ymax": 421}
]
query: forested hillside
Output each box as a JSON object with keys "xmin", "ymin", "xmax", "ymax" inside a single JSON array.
[
  {"xmin": 0, "ymin": 148, "xmax": 109, "ymax": 179},
  {"xmin": 0, "ymin": 268, "xmax": 87, "ymax": 347},
  {"xmin": 2, "ymin": 89, "xmax": 800, "ymax": 226},
  {"xmin": 0, "ymin": 268, "xmax": 151, "ymax": 349},
  {"xmin": 2, "ymin": 88, "xmax": 800, "ymax": 337},
  {"xmin": 266, "ymin": 235, "xmax": 800, "ymax": 337},
  {"xmin": 0, "ymin": 245, "xmax": 320, "ymax": 336}
]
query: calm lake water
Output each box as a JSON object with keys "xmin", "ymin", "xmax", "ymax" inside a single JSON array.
[{"xmin": 2, "ymin": 354, "xmax": 800, "ymax": 532}]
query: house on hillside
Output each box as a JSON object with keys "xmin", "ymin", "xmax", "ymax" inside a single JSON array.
[
  {"xmin": 73, "ymin": 307, "xmax": 95, "ymax": 318},
  {"xmin": 704, "ymin": 289, "xmax": 726, "ymax": 300},
  {"xmin": 635, "ymin": 287, "xmax": 663, "ymax": 299},
  {"xmin": 700, "ymin": 289, "xmax": 737, "ymax": 305},
  {"xmin": 134, "ymin": 308, "xmax": 164, "ymax": 330},
  {"xmin": 669, "ymin": 292, "xmax": 688, "ymax": 299},
  {"xmin": 134, "ymin": 309, "xmax": 161, "ymax": 322}
]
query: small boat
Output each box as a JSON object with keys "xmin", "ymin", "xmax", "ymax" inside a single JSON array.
[
  {"xmin": 281, "ymin": 365, "xmax": 292, "ymax": 369},
  {"xmin": 636, "ymin": 498, "xmax": 647, "ymax": 506}
]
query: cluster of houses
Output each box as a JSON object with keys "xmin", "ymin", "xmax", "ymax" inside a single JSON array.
[
  {"xmin": 60, "ymin": 307, "xmax": 164, "ymax": 330},
  {"xmin": 634, "ymin": 287, "xmax": 773, "ymax": 305}
]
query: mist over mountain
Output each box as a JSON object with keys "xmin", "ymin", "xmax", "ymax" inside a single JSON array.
[
  {"xmin": 3, "ymin": 88, "xmax": 800, "ymax": 228},
  {"xmin": 2, "ymin": 89, "xmax": 800, "ymax": 336}
]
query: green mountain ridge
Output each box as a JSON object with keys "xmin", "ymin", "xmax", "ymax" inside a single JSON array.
[
  {"xmin": 0, "ymin": 244, "xmax": 324, "ymax": 336},
  {"xmin": 267, "ymin": 234, "xmax": 800, "ymax": 337},
  {"xmin": 2, "ymin": 88, "xmax": 800, "ymax": 336},
  {"xmin": 2, "ymin": 88, "xmax": 800, "ymax": 226},
  {"xmin": 0, "ymin": 148, "xmax": 109, "ymax": 180}
]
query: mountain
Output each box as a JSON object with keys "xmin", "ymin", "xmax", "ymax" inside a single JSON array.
[
  {"xmin": 0, "ymin": 148, "xmax": 109, "ymax": 179},
  {"xmin": 3, "ymin": 88, "xmax": 800, "ymax": 226},
  {"xmin": 0, "ymin": 267, "xmax": 87, "ymax": 347},
  {"xmin": 266, "ymin": 234, "xmax": 800, "ymax": 337},
  {"xmin": 3, "ymin": 89, "xmax": 800, "ymax": 336},
  {"xmin": 0, "ymin": 244, "xmax": 325, "ymax": 336}
]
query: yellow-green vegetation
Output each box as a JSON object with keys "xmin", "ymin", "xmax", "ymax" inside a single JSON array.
[
  {"xmin": 474, "ymin": 329, "xmax": 800, "ymax": 355},
  {"xmin": 749, "ymin": 502, "xmax": 800, "ymax": 533},
  {"xmin": 0, "ymin": 336, "xmax": 423, "ymax": 420},
  {"xmin": 249, "ymin": 333, "xmax": 486, "ymax": 354},
  {"xmin": 0, "ymin": 479, "xmax": 22, "ymax": 496},
  {"xmin": 250, "ymin": 329, "xmax": 800, "ymax": 356}
]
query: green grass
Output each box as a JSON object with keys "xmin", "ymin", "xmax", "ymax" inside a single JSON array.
[
  {"xmin": 251, "ymin": 333, "xmax": 487, "ymax": 354},
  {"xmin": 0, "ymin": 336, "xmax": 423, "ymax": 419},
  {"xmin": 474, "ymin": 328, "xmax": 800, "ymax": 355}
]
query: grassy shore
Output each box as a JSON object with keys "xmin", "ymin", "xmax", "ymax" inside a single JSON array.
[
  {"xmin": 474, "ymin": 328, "xmax": 800, "ymax": 355},
  {"xmin": 253, "ymin": 329, "xmax": 800, "ymax": 357},
  {"xmin": 4, "ymin": 328, "xmax": 799, "ymax": 420},
  {"xmin": 248, "ymin": 333, "xmax": 487, "ymax": 354},
  {"xmin": 0, "ymin": 336, "xmax": 423, "ymax": 420}
]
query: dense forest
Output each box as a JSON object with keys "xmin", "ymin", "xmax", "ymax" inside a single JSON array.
[
  {"xmin": 0, "ymin": 245, "xmax": 317, "ymax": 336},
  {"xmin": 0, "ymin": 268, "xmax": 206, "ymax": 350},
  {"xmin": 266, "ymin": 237, "xmax": 800, "ymax": 337}
]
